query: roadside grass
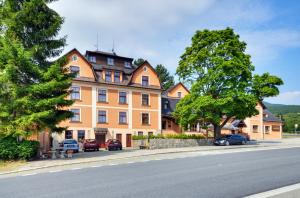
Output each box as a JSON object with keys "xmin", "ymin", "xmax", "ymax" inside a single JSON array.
[{"xmin": 0, "ymin": 160, "xmax": 26, "ymax": 172}]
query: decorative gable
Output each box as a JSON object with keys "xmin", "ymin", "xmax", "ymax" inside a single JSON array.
[{"xmin": 167, "ymin": 83, "xmax": 189, "ymax": 98}]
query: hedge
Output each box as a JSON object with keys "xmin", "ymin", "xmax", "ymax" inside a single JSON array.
[
  {"xmin": 0, "ymin": 137, "xmax": 40, "ymax": 160},
  {"xmin": 132, "ymin": 134, "xmax": 205, "ymax": 140}
]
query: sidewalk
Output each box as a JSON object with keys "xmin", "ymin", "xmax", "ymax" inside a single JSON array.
[{"xmin": 1, "ymin": 138, "xmax": 300, "ymax": 175}]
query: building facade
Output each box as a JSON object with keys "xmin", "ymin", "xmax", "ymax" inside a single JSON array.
[{"xmin": 54, "ymin": 49, "xmax": 162, "ymax": 148}]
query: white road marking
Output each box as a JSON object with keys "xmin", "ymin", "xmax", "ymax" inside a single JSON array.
[
  {"xmin": 127, "ymin": 161, "xmax": 135, "ymax": 164},
  {"xmin": 109, "ymin": 163, "xmax": 118, "ymax": 166},
  {"xmin": 22, "ymin": 173, "xmax": 37, "ymax": 176},
  {"xmin": 91, "ymin": 165, "xmax": 102, "ymax": 168},
  {"xmin": 70, "ymin": 167, "xmax": 82, "ymax": 171},
  {"xmin": 49, "ymin": 170, "xmax": 62, "ymax": 173}
]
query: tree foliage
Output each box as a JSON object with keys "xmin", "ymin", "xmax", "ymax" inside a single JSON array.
[
  {"xmin": 0, "ymin": 0, "xmax": 73, "ymax": 138},
  {"xmin": 133, "ymin": 58, "xmax": 145, "ymax": 67},
  {"xmin": 154, "ymin": 64, "xmax": 175, "ymax": 90},
  {"xmin": 174, "ymin": 28, "xmax": 283, "ymax": 138}
]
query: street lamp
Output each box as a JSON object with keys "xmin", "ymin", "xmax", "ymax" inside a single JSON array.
[{"xmin": 295, "ymin": 124, "xmax": 298, "ymax": 134}]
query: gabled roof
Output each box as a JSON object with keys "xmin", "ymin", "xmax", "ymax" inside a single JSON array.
[
  {"xmin": 63, "ymin": 48, "xmax": 97, "ymax": 81},
  {"xmin": 162, "ymin": 82, "xmax": 190, "ymax": 96},
  {"xmin": 263, "ymin": 109, "xmax": 282, "ymax": 122},
  {"xmin": 129, "ymin": 60, "xmax": 162, "ymax": 89},
  {"xmin": 85, "ymin": 50, "xmax": 134, "ymax": 61}
]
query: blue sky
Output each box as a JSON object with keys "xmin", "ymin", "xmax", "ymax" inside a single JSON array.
[{"xmin": 50, "ymin": 0, "xmax": 300, "ymax": 105}]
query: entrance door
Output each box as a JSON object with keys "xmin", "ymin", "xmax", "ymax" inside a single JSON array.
[
  {"xmin": 116, "ymin": 134, "xmax": 122, "ymax": 143},
  {"xmin": 126, "ymin": 134, "xmax": 132, "ymax": 147},
  {"xmin": 95, "ymin": 134, "xmax": 106, "ymax": 148}
]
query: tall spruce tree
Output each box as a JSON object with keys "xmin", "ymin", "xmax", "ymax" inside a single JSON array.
[
  {"xmin": 0, "ymin": 0, "xmax": 73, "ymax": 137},
  {"xmin": 155, "ymin": 64, "xmax": 175, "ymax": 90}
]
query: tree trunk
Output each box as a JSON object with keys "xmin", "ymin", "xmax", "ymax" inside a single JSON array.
[{"xmin": 213, "ymin": 124, "xmax": 222, "ymax": 139}]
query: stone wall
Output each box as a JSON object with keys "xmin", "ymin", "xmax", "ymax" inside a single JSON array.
[{"xmin": 132, "ymin": 139, "xmax": 213, "ymax": 149}]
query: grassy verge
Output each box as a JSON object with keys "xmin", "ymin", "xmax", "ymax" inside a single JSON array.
[{"xmin": 0, "ymin": 160, "xmax": 26, "ymax": 172}]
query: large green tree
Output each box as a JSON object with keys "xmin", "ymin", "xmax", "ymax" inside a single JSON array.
[
  {"xmin": 155, "ymin": 64, "xmax": 175, "ymax": 90},
  {"xmin": 174, "ymin": 28, "xmax": 283, "ymax": 138},
  {"xmin": 0, "ymin": 0, "xmax": 73, "ymax": 137},
  {"xmin": 133, "ymin": 58, "xmax": 145, "ymax": 67}
]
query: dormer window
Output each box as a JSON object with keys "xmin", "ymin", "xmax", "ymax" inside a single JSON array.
[
  {"xmin": 71, "ymin": 55, "xmax": 78, "ymax": 61},
  {"xmin": 177, "ymin": 92, "xmax": 182, "ymax": 98},
  {"xmin": 107, "ymin": 57, "xmax": 114, "ymax": 65},
  {"xmin": 89, "ymin": 56, "xmax": 96, "ymax": 63},
  {"xmin": 70, "ymin": 66, "xmax": 80, "ymax": 78},
  {"xmin": 105, "ymin": 71, "xmax": 112, "ymax": 82},
  {"xmin": 114, "ymin": 71, "xmax": 121, "ymax": 83},
  {"xmin": 142, "ymin": 76, "xmax": 149, "ymax": 87},
  {"xmin": 124, "ymin": 61, "xmax": 131, "ymax": 68},
  {"xmin": 164, "ymin": 101, "xmax": 169, "ymax": 109}
]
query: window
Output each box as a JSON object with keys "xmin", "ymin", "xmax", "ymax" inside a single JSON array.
[
  {"xmin": 272, "ymin": 125, "xmax": 280, "ymax": 132},
  {"xmin": 142, "ymin": 94, "xmax": 149, "ymax": 106},
  {"xmin": 65, "ymin": 130, "xmax": 73, "ymax": 139},
  {"xmin": 252, "ymin": 125, "xmax": 258, "ymax": 133},
  {"xmin": 119, "ymin": 92, "xmax": 127, "ymax": 104},
  {"xmin": 119, "ymin": 112, "xmax": 127, "ymax": 124},
  {"xmin": 190, "ymin": 124, "xmax": 197, "ymax": 132},
  {"xmin": 70, "ymin": 109, "xmax": 80, "ymax": 122},
  {"xmin": 77, "ymin": 130, "xmax": 85, "ymax": 142},
  {"xmin": 142, "ymin": 76, "xmax": 149, "ymax": 86},
  {"xmin": 177, "ymin": 92, "xmax": 182, "ymax": 98},
  {"xmin": 138, "ymin": 131, "xmax": 143, "ymax": 136},
  {"xmin": 114, "ymin": 71, "xmax": 121, "ymax": 83},
  {"xmin": 72, "ymin": 55, "xmax": 78, "ymax": 61},
  {"xmin": 265, "ymin": 126, "xmax": 270, "ymax": 134},
  {"xmin": 164, "ymin": 101, "xmax": 168, "ymax": 109},
  {"xmin": 70, "ymin": 86, "xmax": 80, "ymax": 100},
  {"xmin": 98, "ymin": 89, "xmax": 107, "ymax": 102},
  {"xmin": 98, "ymin": 110, "xmax": 107, "ymax": 123},
  {"xmin": 148, "ymin": 132, "xmax": 153, "ymax": 136},
  {"xmin": 142, "ymin": 113, "xmax": 149, "ymax": 125},
  {"xmin": 89, "ymin": 56, "xmax": 96, "ymax": 63},
  {"xmin": 107, "ymin": 58, "xmax": 114, "ymax": 65},
  {"xmin": 70, "ymin": 66, "xmax": 80, "ymax": 77},
  {"xmin": 105, "ymin": 71, "xmax": 112, "ymax": 82},
  {"xmin": 124, "ymin": 61, "xmax": 131, "ymax": 68}
]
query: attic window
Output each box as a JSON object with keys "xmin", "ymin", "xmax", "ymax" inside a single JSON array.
[
  {"xmin": 125, "ymin": 61, "xmax": 131, "ymax": 68},
  {"xmin": 89, "ymin": 56, "xmax": 96, "ymax": 63},
  {"xmin": 70, "ymin": 66, "xmax": 80, "ymax": 78},
  {"xmin": 143, "ymin": 67, "xmax": 147, "ymax": 71},
  {"xmin": 177, "ymin": 92, "xmax": 182, "ymax": 98},
  {"xmin": 72, "ymin": 55, "xmax": 78, "ymax": 61},
  {"xmin": 107, "ymin": 58, "xmax": 114, "ymax": 66}
]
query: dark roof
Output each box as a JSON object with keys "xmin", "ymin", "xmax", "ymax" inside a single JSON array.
[
  {"xmin": 86, "ymin": 50, "xmax": 133, "ymax": 61},
  {"xmin": 263, "ymin": 109, "xmax": 282, "ymax": 122},
  {"xmin": 231, "ymin": 120, "xmax": 247, "ymax": 127},
  {"xmin": 162, "ymin": 97, "xmax": 180, "ymax": 116},
  {"xmin": 92, "ymin": 63, "xmax": 134, "ymax": 74}
]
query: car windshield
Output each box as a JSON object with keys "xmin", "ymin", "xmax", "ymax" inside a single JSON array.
[{"xmin": 64, "ymin": 140, "xmax": 77, "ymax": 144}]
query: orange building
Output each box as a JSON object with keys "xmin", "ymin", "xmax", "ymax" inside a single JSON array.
[
  {"xmin": 53, "ymin": 49, "xmax": 162, "ymax": 148},
  {"xmin": 161, "ymin": 83, "xmax": 283, "ymax": 140}
]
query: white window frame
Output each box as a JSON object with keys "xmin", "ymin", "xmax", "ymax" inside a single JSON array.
[
  {"xmin": 141, "ymin": 93, "xmax": 150, "ymax": 106},
  {"xmin": 107, "ymin": 57, "xmax": 114, "ymax": 66},
  {"xmin": 97, "ymin": 109, "xmax": 108, "ymax": 123},
  {"xmin": 118, "ymin": 111, "xmax": 128, "ymax": 124},
  {"xmin": 141, "ymin": 75, "xmax": 149, "ymax": 87},
  {"xmin": 177, "ymin": 91, "xmax": 182, "ymax": 98},
  {"xmin": 71, "ymin": 55, "xmax": 78, "ymax": 62},
  {"xmin": 70, "ymin": 86, "xmax": 81, "ymax": 100},
  {"xmin": 118, "ymin": 91, "xmax": 128, "ymax": 104},
  {"xmin": 97, "ymin": 88, "xmax": 108, "ymax": 102},
  {"xmin": 70, "ymin": 65, "xmax": 80, "ymax": 78},
  {"xmin": 141, "ymin": 112, "xmax": 150, "ymax": 125},
  {"xmin": 114, "ymin": 71, "xmax": 121, "ymax": 83},
  {"xmin": 89, "ymin": 56, "xmax": 96, "ymax": 63},
  {"xmin": 70, "ymin": 108, "xmax": 81, "ymax": 122},
  {"xmin": 124, "ymin": 61, "xmax": 131, "ymax": 68}
]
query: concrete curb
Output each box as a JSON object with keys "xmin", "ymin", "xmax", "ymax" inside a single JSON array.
[
  {"xmin": 1, "ymin": 143, "xmax": 299, "ymax": 176},
  {"xmin": 245, "ymin": 183, "xmax": 300, "ymax": 198}
]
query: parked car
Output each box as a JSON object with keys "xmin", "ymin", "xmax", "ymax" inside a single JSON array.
[
  {"xmin": 83, "ymin": 139, "xmax": 99, "ymax": 152},
  {"xmin": 238, "ymin": 133, "xmax": 250, "ymax": 141},
  {"xmin": 105, "ymin": 139, "xmax": 122, "ymax": 151},
  {"xmin": 214, "ymin": 134, "xmax": 247, "ymax": 146},
  {"xmin": 62, "ymin": 139, "xmax": 79, "ymax": 153}
]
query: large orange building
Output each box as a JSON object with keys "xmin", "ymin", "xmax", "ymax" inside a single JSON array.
[{"xmin": 53, "ymin": 49, "xmax": 162, "ymax": 148}]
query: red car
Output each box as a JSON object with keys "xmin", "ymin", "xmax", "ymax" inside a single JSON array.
[
  {"xmin": 83, "ymin": 139, "xmax": 99, "ymax": 152},
  {"xmin": 105, "ymin": 139, "xmax": 122, "ymax": 151}
]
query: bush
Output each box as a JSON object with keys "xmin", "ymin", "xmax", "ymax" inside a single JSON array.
[
  {"xmin": 0, "ymin": 137, "xmax": 40, "ymax": 160},
  {"xmin": 132, "ymin": 134, "xmax": 205, "ymax": 140}
]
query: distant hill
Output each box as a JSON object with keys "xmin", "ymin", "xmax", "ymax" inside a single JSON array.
[{"xmin": 264, "ymin": 102, "xmax": 300, "ymax": 115}]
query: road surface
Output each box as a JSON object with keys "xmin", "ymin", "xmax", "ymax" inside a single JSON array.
[{"xmin": 1, "ymin": 147, "xmax": 300, "ymax": 198}]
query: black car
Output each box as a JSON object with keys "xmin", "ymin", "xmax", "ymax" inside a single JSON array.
[{"xmin": 214, "ymin": 134, "xmax": 247, "ymax": 146}]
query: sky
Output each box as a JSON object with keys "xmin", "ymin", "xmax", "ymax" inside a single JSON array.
[{"xmin": 49, "ymin": 0, "xmax": 300, "ymax": 105}]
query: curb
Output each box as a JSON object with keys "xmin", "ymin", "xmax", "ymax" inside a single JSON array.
[
  {"xmin": 245, "ymin": 183, "xmax": 300, "ymax": 198},
  {"xmin": 0, "ymin": 144, "xmax": 299, "ymax": 176}
]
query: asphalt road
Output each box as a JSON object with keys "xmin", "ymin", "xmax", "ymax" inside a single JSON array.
[{"xmin": 1, "ymin": 147, "xmax": 300, "ymax": 198}]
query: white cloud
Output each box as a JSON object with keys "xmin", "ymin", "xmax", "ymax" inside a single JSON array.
[{"xmin": 266, "ymin": 91, "xmax": 300, "ymax": 105}]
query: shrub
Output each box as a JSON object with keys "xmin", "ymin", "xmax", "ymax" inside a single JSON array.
[
  {"xmin": 132, "ymin": 135, "xmax": 147, "ymax": 140},
  {"xmin": 0, "ymin": 137, "xmax": 40, "ymax": 160},
  {"xmin": 132, "ymin": 133, "xmax": 205, "ymax": 140}
]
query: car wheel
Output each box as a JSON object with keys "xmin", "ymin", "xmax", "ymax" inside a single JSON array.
[
  {"xmin": 120, "ymin": 147, "xmax": 122, "ymax": 150},
  {"xmin": 225, "ymin": 141, "xmax": 230, "ymax": 146},
  {"xmin": 242, "ymin": 140, "xmax": 246, "ymax": 145}
]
